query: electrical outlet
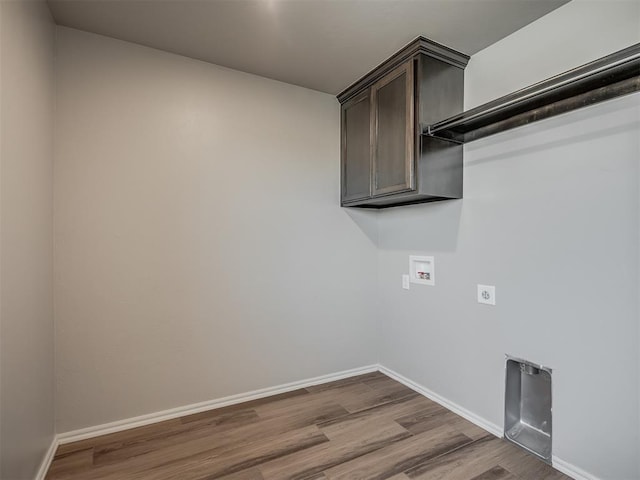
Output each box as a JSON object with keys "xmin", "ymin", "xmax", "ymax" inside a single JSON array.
[
  {"xmin": 477, "ymin": 285, "xmax": 496, "ymax": 305},
  {"xmin": 402, "ymin": 275, "xmax": 410, "ymax": 290}
]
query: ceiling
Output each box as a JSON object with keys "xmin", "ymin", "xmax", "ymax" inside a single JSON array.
[{"xmin": 47, "ymin": 0, "xmax": 570, "ymax": 95}]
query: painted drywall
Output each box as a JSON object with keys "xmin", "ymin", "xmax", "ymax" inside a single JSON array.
[
  {"xmin": 54, "ymin": 27, "xmax": 378, "ymax": 433},
  {"xmin": 0, "ymin": 0, "xmax": 56, "ymax": 478},
  {"xmin": 464, "ymin": 0, "xmax": 640, "ymax": 110},
  {"xmin": 377, "ymin": 1, "xmax": 640, "ymax": 479}
]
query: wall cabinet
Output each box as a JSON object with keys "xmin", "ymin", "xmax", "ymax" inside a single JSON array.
[
  {"xmin": 341, "ymin": 90, "xmax": 372, "ymax": 203},
  {"xmin": 338, "ymin": 37, "xmax": 469, "ymax": 208}
]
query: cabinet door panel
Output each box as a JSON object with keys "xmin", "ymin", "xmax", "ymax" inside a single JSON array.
[
  {"xmin": 341, "ymin": 90, "xmax": 372, "ymax": 203},
  {"xmin": 372, "ymin": 61, "xmax": 415, "ymax": 196}
]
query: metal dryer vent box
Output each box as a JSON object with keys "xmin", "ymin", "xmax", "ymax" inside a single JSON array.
[{"xmin": 504, "ymin": 356, "xmax": 552, "ymax": 464}]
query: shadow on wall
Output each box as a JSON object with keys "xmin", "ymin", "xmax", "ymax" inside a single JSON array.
[
  {"xmin": 347, "ymin": 94, "xmax": 639, "ymax": 255},
  {"xmin": 464, "ymin": 95, "xmax": 640, "ymax": 168},
  {"xmin": 376, "ymin": 200, "xmax": 463, "ymax": 252},
  {"xmin": 466, "ymin": 122, "xmax": 640, "ymax": 168},
  {"xmin": 345, "ymin": 208, "xmax": 379, "ymax": 246}
]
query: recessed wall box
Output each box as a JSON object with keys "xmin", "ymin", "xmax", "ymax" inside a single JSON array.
[
  {"xmin": 409, "ymin": 255, "xmax": 435, "ymax": 286},
  {"xmin": 505, "ymin": 356, "xmax": 553, "ymax": 464}
]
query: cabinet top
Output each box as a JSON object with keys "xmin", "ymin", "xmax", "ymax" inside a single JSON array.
[{"xmin": 337, "ymin": 36, "xmax": 469, "ymax": 104}]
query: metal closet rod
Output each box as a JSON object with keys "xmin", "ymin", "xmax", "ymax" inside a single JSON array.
[{"xmin": 425, "ymin": 43, "xmax": 640, "ymax": 144}]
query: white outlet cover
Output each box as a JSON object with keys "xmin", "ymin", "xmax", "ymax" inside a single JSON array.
[
  {"xmin": 477, "ymin": 285, "xmax": 496, "ymax": 305},
  {"xmin": 409, "ymin": 255, "xmax": 435, "ymax": 286},
  {"xmin": 402, "ymin": 274, "xmax": 410, "ymax": 290}
]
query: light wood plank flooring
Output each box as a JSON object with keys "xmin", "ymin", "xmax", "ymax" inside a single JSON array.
[{"xmin": 46, "ymin": 372, "xmax": 569, "ymax": 480}]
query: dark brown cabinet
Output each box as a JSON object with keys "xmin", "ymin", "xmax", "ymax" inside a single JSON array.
[
  {"xmin": 341, "ymin": 90, "xmax": 371, "ymax": 203},
  {"xmin": 371, "ymin": 62, "xmax": 414, "ymax": 197},
  {"xmin": 339, "ymin": 37, "xmax": 469, "ymax": 208}
]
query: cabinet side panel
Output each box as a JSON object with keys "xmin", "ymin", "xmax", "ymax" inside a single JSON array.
[
  {"xmin": 418, "ymin": 55, "xmax": 465, "ymax": 128},
  {"xmin": 415, "ymin": 54, "xmax": 464, "ymax": 199},
  {"xmin": 417, "ymin": 136, "xmax": 463, "ymax": 199}
]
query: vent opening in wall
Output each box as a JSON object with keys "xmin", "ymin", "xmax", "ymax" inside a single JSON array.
[{"xmin": 505, "ymin": 356, "xmax": 552, "ymax": 464}]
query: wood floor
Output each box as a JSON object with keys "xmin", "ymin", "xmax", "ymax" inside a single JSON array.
[{"xmin": 46, "ymin": 372, "xmax": 569, "ymax": 480}]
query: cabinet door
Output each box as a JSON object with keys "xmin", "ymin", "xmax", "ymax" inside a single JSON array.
[
  {"xmin": 371, "ymin": 61, "xmax": 415, "ymax": 197},
  {"xmin": 341, "ymin": 89, "xmax": 372, "ymax": 204}
]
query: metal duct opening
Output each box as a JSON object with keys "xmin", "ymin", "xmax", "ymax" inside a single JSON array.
[{"xmin": 505, "ymin": 356, "xmax": 552, "ymax": 464}]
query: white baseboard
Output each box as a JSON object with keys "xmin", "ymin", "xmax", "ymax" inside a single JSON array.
[
  {"xmin": 34, "ymin": 436, "xmax": 58, "ymax": 480},
  {"xmin": 57, "ymin": 364, "xmax": 378, "ymax": 445},
  {"xmin": 378, "ymin": 364, "xmax": 601, "ymax": 480},
  {"xmin": 53, "ymin": 363, "xmax": 601, "ymax": 480},
  {"xmin": 377, "ymin": 364, "xmax": 503, "ymax": 438},
  {"xmin": 552, "ymin": 456, "xmax": 600, "ymax": 480}
]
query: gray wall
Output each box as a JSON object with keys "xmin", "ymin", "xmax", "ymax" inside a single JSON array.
[
  {"xmin": 0, "ymin": 1, "xmax": 56, "ymax": 478},
  {"xmin": 48, "ymin": 3, "xmax": 640, "ymax": 479},
  {"xmin": 54, "ymin": 27, "xmax": 378, "ymax": 433},
  {"xmin": 377, "ymin": 1, "xmax": 640, "ymax": 479}
]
